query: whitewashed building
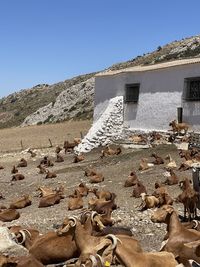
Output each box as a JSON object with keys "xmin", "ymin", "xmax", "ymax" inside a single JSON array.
[{"xmin": 94, "ymin": 58, "xmax": 200, "ymax": 132}]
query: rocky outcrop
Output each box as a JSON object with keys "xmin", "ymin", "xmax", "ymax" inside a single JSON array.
[
  {"xmin": 21, "ymin": 78, "xmax": 95, "ymax": 126},
  {"xmin": 74, "ymin": 96, "xmax": 124, "ymax": 153},
  {"xmin": 0, "ymin": 227, "xmax": 28, "ymax": 256}
]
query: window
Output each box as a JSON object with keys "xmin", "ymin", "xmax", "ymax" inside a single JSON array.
[
  {"xmin": 184, "ymin": 77, "xmax": 200, "ymax": 101},
  {"xmin": 125, "ymin": 83, "xmax": 140, "ymax": 103}
]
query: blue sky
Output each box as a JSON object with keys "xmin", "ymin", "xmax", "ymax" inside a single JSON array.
[{"xmin": 0, "ymin": 0, "xmax": 200, "ymax": 98}]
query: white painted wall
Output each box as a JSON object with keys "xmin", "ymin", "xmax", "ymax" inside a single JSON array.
[{"xmin": 95, "ymin": 63, "xmax": 200, "ymax": 131}]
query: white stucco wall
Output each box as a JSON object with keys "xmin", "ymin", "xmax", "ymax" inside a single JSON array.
[{"xmin": 95, "ymin": 63, "xmax": 200, "ymax": 131}]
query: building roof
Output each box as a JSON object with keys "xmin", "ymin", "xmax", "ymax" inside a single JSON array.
[{"xmin": 96, "ymin": 57, "xmax": 200, "ymax": 77}]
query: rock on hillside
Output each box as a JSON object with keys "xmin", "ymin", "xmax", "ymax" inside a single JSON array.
[{"xmin": 21, "ymin": 78, "xmax": 94, "ymax": 126}]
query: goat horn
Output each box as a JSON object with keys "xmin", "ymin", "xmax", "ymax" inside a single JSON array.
[
  {"xmin": 16, "ymin": 230, "xmax": 27, "ymax": 245},
  {"xmin": 193, "ymin": 220, "xmax": 199, "ymax": 229},
  {"xmin": 89, "ymin": 255, "xmax": 97, "ymax": 267},
  {"xmin": 68, "ymin": 216, "xmax": 77, "ymax": 227},
  {"xmin": 105, "ymin": 234, "xmax": 122, "ymax": 249},
  {"xmin": 91, "ymin": 212, "xmax": 105, "ymax": 230},
  {"xmin": 91, "ymin": 211, "xmax": 98, "ymax": 222},
  {"xmin": 21, "ymin": 229, "xmax": 32, "ymax": 238},
  {"xmin": 96, "ymin": 254, "xmax": 104, "ymax": 266}
]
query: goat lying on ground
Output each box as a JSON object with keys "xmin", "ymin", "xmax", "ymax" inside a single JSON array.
[
  {"xmin": 151, "ymin": 152, "xmax": 164, "ymax": 165},
  {"xmin": 45, "ymin": 170, "xmax": 57, "ymax": 179},
  {"xmin": 138, "ymin": 158, "xmax": 153, "ymax": 171},
  {"xmin": 131, "ymin": 180, "xmax": 147, "ymax": 198},
  {"xmin": 91, "ymin": 188, "xmax": 113, "ymax": 201},
  {"xmin": 9, "ymin": 195, "xmax": 32, "ymax": 209},
  {"xmin": 38, "ymin": 191, "xmax": 63, "ymax": 208},
  {"xmin": 163, "ymin": 168, "xmax": 179, "ymax": 185},
  {"xmin": 75, "ymin": 182, "xmax": 90, "ymax": 197},
  {"xmin": 55, "ymin": 153, "xmax": 64, "ymax": 162},
  {"xmin": 11, "ymin": 173, "xmax": 25, "ymax": 181},
  {"xmin": 68, "ymin": 190, "xmax": 84, "ymax": 210},
  {"xmin": 85, "ymin": 167, "xmax": 104, "ymax": 183},
  {"xmin": 40, "ymin": 156, "xmax": 54, "ymax": 167},
  {"xmin": 73, "ymin": 154, "xmax": 85, "ymax": 163},
  {"xmin": 139, "ymin": 193, "xmax": 159, "ymax": 210},
  {"xmin": 165, "ymin": 154, "xmax": 177, "ymax": 169},
  {"xmin": 124, "ymin": 169, "xmax": 138, "ymax": 187},
  {"xmin": 37, "ymin": 164, "xmax": 47, "ymax": 174},
  {"xmin": 169, "ymin": 119, "xmax": 189, "ymax": 135},
  {"xmin": 28, "ymin": 148, "xmax": 37, "ymax": 158},
  {"xmin": 0, "ymin": 208, "xmax": 20, "ymax": 222},
  {"xmin": 88, "ymin": 193, "xmax": 117, "ymax": 214},
  {"xmin": 17, "ymin": 158, "xmax": 27, "ymax": 167},
  {"xmin": 101, "ymin": 145, "xmax": 121, "ymax": 158},
  {"xmin": 37, "ymin": 185, "xmax": 64, "ymax": 198}
]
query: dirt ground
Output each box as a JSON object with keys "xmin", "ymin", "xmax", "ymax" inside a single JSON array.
[{"xmin": 0, "ymin": 123, "xmax": 194, "ymax": 263}]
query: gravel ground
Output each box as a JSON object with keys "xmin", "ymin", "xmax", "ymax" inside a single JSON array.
[{"xmin": 0, "ymin": 143, "xmax": 194, "ymax": 260}]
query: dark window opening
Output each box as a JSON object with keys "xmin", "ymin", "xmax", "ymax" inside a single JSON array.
[
  {"xmin": 125, "ymin": 83, "xmax": 140, "ymax": 103},
  {"xmin": 184, "ymin": 77, "xmax": 200, "ymax": 101}
]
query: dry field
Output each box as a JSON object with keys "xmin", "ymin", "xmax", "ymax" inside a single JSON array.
[
  {"xmin": 0, "ymin": 120, "xmax": 92, "ymax": 152},
  {"xmin": 0, "ymin": 121, "xmax": 194, "ymax": 265}
]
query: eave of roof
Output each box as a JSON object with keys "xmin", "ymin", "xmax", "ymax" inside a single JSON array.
[{"xmin": 96, "ymin": 57, "xmax": 200, "ymax": 77}]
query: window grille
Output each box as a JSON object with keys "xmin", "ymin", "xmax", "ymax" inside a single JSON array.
[
  {"xmin": 125, "ymin": 83, "xmax": 140, "ymax": 103},
  {"xmin": 184, "ymin": 77, "xmax": 200, "ymax": 101}
]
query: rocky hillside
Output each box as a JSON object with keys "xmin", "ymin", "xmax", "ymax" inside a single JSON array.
[{"xmin": 1, "ymin": 35, "xmax": 200, "ymax": 128}]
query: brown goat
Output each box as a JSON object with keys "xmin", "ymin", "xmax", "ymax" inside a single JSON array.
[
  {"xmin": 151, "ymin": 205, "xmax": 200, "ymax": 266},
  {"xmin": 106, "ymin": 234, "xmax": 178, "ymax": 267},
  {"xmin": 139, "ymin": 193, "xmax": 160, "ymax": 210},
  {"xmin": 0, "ymin": 208, "xmax": 20, "ymax": 222},
  {"xmin": 68, "ymin": 190, "xmax": 84, "ymax": 210},
  {"xmin": 75, "ymin": 183, "xmax": 90, "ymax": 197},
  {"xmin": 101, "ymin": 146, "xmax": 121, "ymax": 158},
  {"xmin": 169, "ymin": 119, "xmax": 189, "ymax": 135},
  {"xmin": 164, "ymin": 168, "xmax": 179, "ymax": 185},
  {"xmin": 73, "ymin": 154, "xmax": 85, "ymax": 163},
  {"xmin": 37, "ymin": 164, "xmax": 47, "ymax": 174},
  {"xmin": 177, "ymin": 178, "xmax": 199, "ymax": 220},
  {"xmin": 29, "ymin": 224, "xmax": 79, "ymax": 265},
  {"xmin": 9, "ymin": 195, "xmax": 32, "ymax": 209},
  {"xmin": 11, "ymin": 165, "xmax": 18, "ymax": 174},
  {"xmin": 151, "ymin": 152, "xmax": 164, "ymax": 165},
  {"xmin": 91, "ymin": 188, "xmax": 113, "ymax": 201},
  {"xmin": 131, "ymin": 180, "xmax": 147, "ymax": 198},
  {"xmin": 124, "ymin": 169, "xmax": 138, "ymax": 187},
  {"xmin": 28, "ymin": 149, "xmax": 37, "ymax": 158},
  {"xmin": 17, "ymin": 158, "xmax": 27, "ymax": 168},
  {"xmin": 11, "ymin": 173, "xmax": 25, "ymax": 181},
  {"xmin": 45, "ymin": 170, "xmax": 57, "ymax": 179},
  {"xmin": 40, "ymin": 156, "xmax": 54, "ymax": 167},
  {"xmin": 55, "ymin": 153, "xmax": 64, "ymax": 162},
  {"xmin": 38, "ymin": 192, "xmax": 62, "ymax": 208}
]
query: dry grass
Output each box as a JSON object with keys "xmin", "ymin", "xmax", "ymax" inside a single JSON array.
[{"xmin": 0, "ymin": 120, "xmax": 92, "ymax": 152}]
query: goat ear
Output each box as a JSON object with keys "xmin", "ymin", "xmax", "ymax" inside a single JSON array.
[{"xmin": 166, "ymin": 205, "xmax": 174, "ymax": 214}]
